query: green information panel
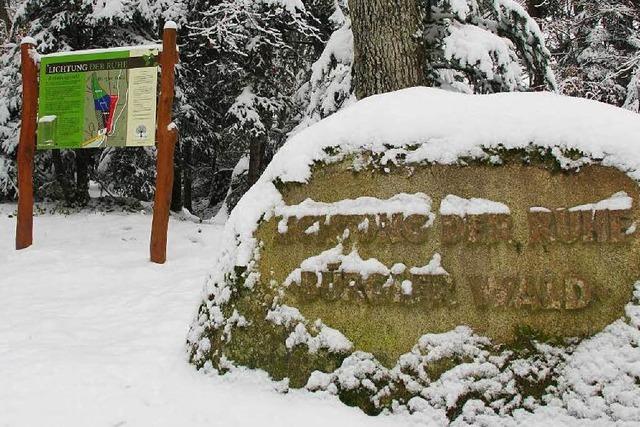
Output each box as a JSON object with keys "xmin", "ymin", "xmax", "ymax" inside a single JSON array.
[{"xmin": 37, "ymin": 46, "xmax": 160, "ymax": 149}]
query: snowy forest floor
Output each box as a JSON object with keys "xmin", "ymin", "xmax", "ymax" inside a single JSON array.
[{"xmin": 0, "ymin": 204, "xmax": 425, "ymax": 427}]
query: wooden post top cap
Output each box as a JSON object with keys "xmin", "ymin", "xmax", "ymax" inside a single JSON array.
[{"xmin": 20, "ymin": 37, "xmax": 37, "ymax": 46}]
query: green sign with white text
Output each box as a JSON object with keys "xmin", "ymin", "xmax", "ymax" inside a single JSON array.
[{"xmin": 37, "ymin": 46, "xmax": 160, "ymax": 149}]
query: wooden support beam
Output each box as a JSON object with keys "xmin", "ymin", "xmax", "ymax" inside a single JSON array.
[
  {"xmin": 16, "ymin": 38, "xmax": 38, "ymax": 250},
  {"xmin": 150, "ymin": 22, "xmax": 179, "ymax": 264}
]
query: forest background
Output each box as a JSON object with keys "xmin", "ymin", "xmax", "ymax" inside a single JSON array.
[{"xmin": 0, "ymin": 0, "xmax": 638, "ymax": 219}]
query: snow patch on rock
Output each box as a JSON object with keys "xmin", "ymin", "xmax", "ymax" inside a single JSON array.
[
  {"xmin": 285, "ymin": 320, "xmax": 353, "ymax": 354},
  {"xmin": 284, "ymin": 243, "xmax": 390, "ymax": 286},
  {"xmin": 440, "ymin": 195, "xmax": 510, "ymax": 217},
  {"xmin": 568, "ymin": 191, "xmax": 633, "ymax": 213},
  {"xmin": 265, "ymin": 305, "xmax": 304, "ymax": 328},
  {"xmin": 276, "ymin": 192, "xmax": 434, "ymax": 221},
  {"xmin": 409, "ymin": 253, "xmax": 449, "ymax": 276}
]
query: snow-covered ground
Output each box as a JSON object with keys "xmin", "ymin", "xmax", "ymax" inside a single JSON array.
[{"xmin": 0, "ymin": 204, "xmax": 419, "ymax": 427}]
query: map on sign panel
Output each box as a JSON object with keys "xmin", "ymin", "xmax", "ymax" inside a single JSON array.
[{"xmin": 83, "ymin": 71, "xmax": 128, "ymax": 148}]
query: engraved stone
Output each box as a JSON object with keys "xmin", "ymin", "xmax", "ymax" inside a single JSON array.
[
  {"xmin": 564, "ymin": 277, "xmax": 591, "ymax": 310},
  {"xmin": 528, "ymin": 210, "xmax": 554, "ymax": 243},
  {"xmin": 362, "ymin": 273, "xmax": 394, "ymax": 304},
  {"xmin": 443, "ymin": 213, "xmax": 512, "ymax": 244},
  {"xmin": 579, "ymin": 210, "xmax": 595, "ymax": 243},
  {"xmin": 190, "ymin": 94, "xmax": 640, "ymax": 411},
  {"xmin": 441, "ymin": 215, "xmax": 465, "ymax": 244},
  {"xmin": 609, "ymin": 210, "xmax": 634, "ymax": 242},
  {"xmin": 411, "ymin": 273, "xmax": 455, "ymax": 307},
  {"xmin": 593, "ymin": 210, "xmax": 609, "ymax": 243},
  {"xmin": 298, "ymin": 271, "xmax": 321, "ymax": 302},
  {"xmin": 401, "ymin": 214, "xmax": 431, "ymax": 243},
  {"xmin": 554, "ymin": 209, "xmax": 581, "ymax": 243},
  {"xmin": 354, "ymin": 215, "xmax": 378, "ymax": 245},
  {"xmin": 487, "ymin": 214, "xmax": 513, "ymax": 242},
  {"xmin": 256, "ymin": 163, "xmax": 640, "ymax": 356},
  {"xmin": 511, "ymin": 277, "xmax": 540, "ymax": 310},
  {"xmin": 539, "ymin": 274, "xmax": 563, "ymax": 310},
  {"xmin": 376, "ymin": 213, "xmax": 406, "ymax": 244}
]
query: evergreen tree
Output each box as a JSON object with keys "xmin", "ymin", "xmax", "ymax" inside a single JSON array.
[
  {"xmin": 347, "ymin": 0, "xmax": 557, "ymax": 98},
  {"xmin": 422, "ymin": 0, "xmax": 557, "ymax": 93},
  {"xmin": 0, "ymin": 0, "xmax": 559, "ymax": 213},
  {"xmin": 293, "ymin": 0, "xmax": 355, "ymax": 132},
  {"xmin": 542, "ymin": 0, "xmax": 640, "ymax": 111},
  {"xmin": 185, "ymin": 0, "xmax": 329, "ymax": 215},
  {"xmin": 296, "ymin": 0, "xmax": 556, "ymax": 133},
  {"xmin": 0, "ymin": 0, "xmax": 13, "ymax": 41}
]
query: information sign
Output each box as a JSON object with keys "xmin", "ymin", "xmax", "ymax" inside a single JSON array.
[{"xmin": 37, "ymin": 46, "xmax": 160, "ymax": 149}]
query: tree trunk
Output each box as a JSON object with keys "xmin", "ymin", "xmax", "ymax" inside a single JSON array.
[
  {"xmin": 348, "ymin": 0, "xmax": 426, "ymax": 99},
  {"xmin": 526, "ymin": 0, "xmax": 546, "ymax": 91},
  {"xmin": 527, "ymin": 0, "xmax": 545, "ymax": 18},
  {"xmin": 247, "ymin": 135, "xmax": 265, "ymax": 187},
  {"xmin": 182, "ymin": 139, "xmax": 193, "ymax": 213},
  {"xmin": 170, "ymin": 141, "xmax": 183, "ymax": 213},
  {"xmin": 0, "ymin": 0, "xmax": 11, "ymax": 38},
  {"xmin": 52, "ymin": 150, "xmax": 73, "ymax": 204},
  {"xmin": 74, "ymin": 150, "xmax": 91, "ymax": 205},
  {"xmin": 208, "ymin": 147, "xmax": 219, "ymax": 207}
]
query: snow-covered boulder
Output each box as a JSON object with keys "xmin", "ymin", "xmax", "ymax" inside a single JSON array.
[{"xmin": 188, "ymin": 88, "xmax": 640, "ymax": 421}]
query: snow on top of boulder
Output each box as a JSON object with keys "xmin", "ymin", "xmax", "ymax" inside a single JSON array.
[
  {"xmin": 263, "ymin": 87, "xmax": 640, "ymax": 184},
  {"xmin": 215, "ymin": 86, "xmax": 640, "ymax": 269}
]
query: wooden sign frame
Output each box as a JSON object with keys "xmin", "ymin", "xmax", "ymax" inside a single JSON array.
[{"xmin": 15, "ymin": 22, "xmax": 180, "ymax": 264}]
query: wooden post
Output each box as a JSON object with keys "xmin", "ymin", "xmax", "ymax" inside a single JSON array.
[
  {"xmin": 150, "ymin": 22, "xmax": 179, "ymax": 264},
  {"xmin": 16, "ymin": 38, "xmax": 38, "ymax": 250}
]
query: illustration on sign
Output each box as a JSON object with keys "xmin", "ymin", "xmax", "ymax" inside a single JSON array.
[{"xmin": 37, "ymin": 46, "xmax": 159, "ymax": 149}]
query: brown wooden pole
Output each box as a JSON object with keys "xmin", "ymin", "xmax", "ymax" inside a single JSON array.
[
  {"xmin": 150, "ymin": 22, "xmax": 179, "ymax": 264},
  {"xmin": 16, "ymin": 38, "xmax": 38, "ymax": 250}
]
